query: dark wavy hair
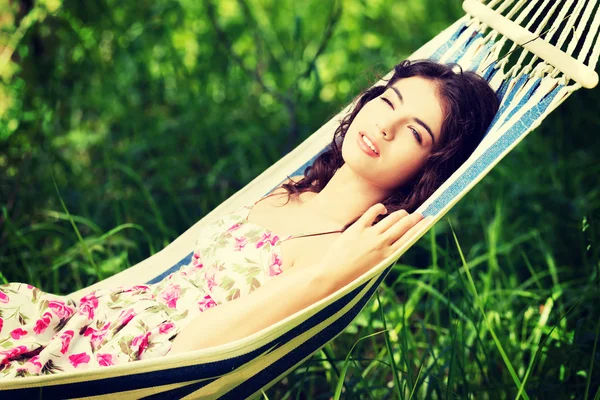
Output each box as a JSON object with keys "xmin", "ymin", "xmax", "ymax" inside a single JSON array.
[{"xmin": 281, "ymin": 59, "xmax": 500, "ymax": 230}]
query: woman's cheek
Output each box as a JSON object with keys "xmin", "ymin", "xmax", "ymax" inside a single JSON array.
[{"xmin": 386, "ymin": 154, "xmax": 424, "ymax": 188}]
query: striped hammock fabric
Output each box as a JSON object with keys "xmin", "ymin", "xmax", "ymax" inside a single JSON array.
[{"xmin": 2, "ymin": 0, "xmax": 599, "ymax": 398}]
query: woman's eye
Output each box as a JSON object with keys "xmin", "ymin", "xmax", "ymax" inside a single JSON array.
[
  {"xmin": 411, "ymin": 127, "xmax": 422, "ymax": 144},
  {"xmin": 381, "ymin": 97, "xmax": 393, "ymax": 109}
]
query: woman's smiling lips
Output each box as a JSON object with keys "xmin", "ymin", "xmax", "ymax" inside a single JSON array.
[{"xmin": 357, "ymin": 132, "xmax": 380, "ymax": 157}]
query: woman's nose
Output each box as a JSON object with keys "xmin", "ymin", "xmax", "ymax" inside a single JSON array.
[{"xmin": 376, "ymin": 122, "xmax": 393, "ymax": 140}]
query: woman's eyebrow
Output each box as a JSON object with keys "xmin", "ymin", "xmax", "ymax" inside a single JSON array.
[{"xmin": 389, "ymin": 87, "xmax": 436, "ymax": 145}]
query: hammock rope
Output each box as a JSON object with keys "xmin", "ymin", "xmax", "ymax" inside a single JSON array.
[{"xmin": 2, "ymin": 0, "xmax": 598, "ymax": 398}]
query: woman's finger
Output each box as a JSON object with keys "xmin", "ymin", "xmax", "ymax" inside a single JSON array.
[
  {"xmin": 374, "ymin": 209, "xmax": 409, "ymax": 233},
  {"xmin": 390, "ymin": 216, "xmax": 432, "ymax": 250},
  {"xmin": 359, "ymin": 203, "xmax": 388, "ymax": 228},
  {"xmin": 384, "ymin": 212, "xmax": 424, "ymax": 244}
]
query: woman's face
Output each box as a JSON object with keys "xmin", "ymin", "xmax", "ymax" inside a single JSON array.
[{"xmin": 342, "ymin": 76, "xmax": 445, "ymax": 191}]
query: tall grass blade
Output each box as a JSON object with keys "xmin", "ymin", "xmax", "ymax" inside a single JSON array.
[
  {"xmin": 351, "ymin": 358, "xmax": 377, "ymax": 400},
  {"xmin": 584, "ymin": 316, "xmax": 600, "ymax": 400},
  {"xmin": 41, "ymin": 209, "xmax": 102, "ymax": 234},
  {"xmin": 321, "ymin": 346, "xmax": 343, "ymax": 386},
  {"xmin": 113, "ymin": 162, "xmax": 171, "ymax": 244},
  {"xmin": 377, "ymin": 292, "xmax": 404, "ymax": 399},
  {"xmin": 0, "ymin": 270, "xmax": 8, "ymax": 284},
  {"xmin": 408, "ymin": 360, "xmax": 425, "ymax": 400},
  {"xmin": 52, "ymin": 174, "xmax": 101, "ymax": 282},
  {"xmin": 333, "ymin": 329, "xmax": 388, "ymax": 400},
  {"xmin": 445, "ymin": 315, "xmax": 457, "ymax": 400},
  {"xmin": 448, "ymin": 220, "xmax": 530, "ymax": 400},
  {"xmin": 1, "ymin": 207, "xmax": 40, "ymax": 285}
]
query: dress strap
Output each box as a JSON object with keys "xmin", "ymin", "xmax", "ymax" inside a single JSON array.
[
  {"xmin": 281, "ymin": 229, "xmax": 344, "ymax": 242},
  {"xmin": 248, "ymin": 191, "xmax": 345, "ymax": 241}
]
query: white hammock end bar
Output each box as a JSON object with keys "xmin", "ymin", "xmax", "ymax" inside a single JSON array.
[{"xmin": 463, "ymin": 0, "xmax": 599, "ymax": 89}]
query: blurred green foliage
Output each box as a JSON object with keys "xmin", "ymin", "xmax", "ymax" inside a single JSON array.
[
  {"xmin": 0, "ymin": 0, "xmax": 468, "ymax": 290},
  {"xmin": 0, "ymin": 0, "xmax": 599, "ymax": 398}
]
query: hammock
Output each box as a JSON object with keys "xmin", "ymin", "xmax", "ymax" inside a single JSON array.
[{"xmin": 2, "ymin": 0, "xmax": 598, "ymax": 398}]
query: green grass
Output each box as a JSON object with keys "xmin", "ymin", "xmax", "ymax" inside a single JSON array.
[{"xmin": 263, "ymin": 212, "xmax": 599, "ymax": 399}]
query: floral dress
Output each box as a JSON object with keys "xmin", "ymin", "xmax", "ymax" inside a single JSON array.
[{"xmin": 0, "ymin": 199, "xmax": 302, "ymax": 379}]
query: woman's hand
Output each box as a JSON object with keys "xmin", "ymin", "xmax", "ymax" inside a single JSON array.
[{"xmin": 318, "ymin": 203, "xmax": 430, "ymax": 290}]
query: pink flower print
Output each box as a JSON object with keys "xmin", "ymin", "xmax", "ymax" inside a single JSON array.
[
  {"xmin": 131, "ymin": 331, "xmax": 151, "ymax": 357},
  {"xmin": 97, "ymin": 353, "xmax": 114, "ymax": 367},
  {"xmin": 268, "ymin": 235, "xmax": 279, "ymax": 246},
  {"xmin": 161, "ymin": 284, "xmax": 181, "ymax": 309},
  {"xmin": 83, "ymin": 326, "xmax": 97, "ymax": 338},
  {"xmin": 227, "ymin": 223, "xmax": 242, "ymax": 233},
  {"xmin": 198, "ymin": 295, "xmax": 217, "ymax": 312},
  {"xmin": 33, "ymin": 312, "xmax": 53, "ymax": 335},
  {"xmin": 79, "ymin": 293, "xmax": 99, "ymax": 320},
  {"xmin": 79, "ymin": 293, "xmax": 99, "ymax": 306},
  {"xmin": 29, "ymin": 355, "xmax": 42, "ymax": 367},
  {"xmin": 84, "ymin": 324, "xmax": 110, "ymax": 349},
  {"xmin": 0, "ymin": 317, "xmax": 3, "ymax": 334},
  {"xmin": 101, "ymin": 321, "xmax": 111, "ymax": 330},
  {"xmin": 256, "ymin": 232, "xmax": 280, "ymax": 249},
  {"xmin": 256, "ymin": 232, "xmax": 271, "ymax": 249},
  {"xmin": 33, "ymin": 319, "xmax": 48, "ymax": 335},
  {"xmin": 233, "ymin": 236, "xmax": 248, "ymax": 251},
  {"xmin": 48, "ymin": 300, "xmax": 74, "ymax": 319},
  {"xmin": 205, "ymin": 271, "xmax": 217, "ymax": 291},
  {"xmin": 60, "ymin": 330, "xmax": 75, "ymax": 354},
  {"xmin": 0, "ymin": 345, "xmax": 28, "ymax": 364},
  {"xmin": 10, "ymin": 328, "xmax": 28, "ymax": 340},
  {"xmin": 121, "ymin": 285, "xmax": 150, "ymax": 294},
  {"xmin": 26, "ymin": 284, "xmax": 33, "ymax": 289},
  {"xmin": 158, "ymin": 322, "xmax": 175, "ymax": 334},
  {"xmin": 68, "ymin": 352, "xmax": 90, "ymax": 368},
  {"xmin": 268, "ymin": 252, "xmax": 283, "ymax": 277},
  {"xmin": 192, "ymin": 252, "xmax": 203, "ymax": 268},
  {"xmin": 91, "ymin": 332, "xmax": 107, "ymax": 349},
  {"xmin": 117, "ymin": 308, "xmax": 135, "ymax": 327},
  {"xmin": 25, "ymin": 355, "xmax": 43, "ymax": 374},
  {"xmin": 0, "ymin": 290, "xmax": 9, "ymax": 303}
]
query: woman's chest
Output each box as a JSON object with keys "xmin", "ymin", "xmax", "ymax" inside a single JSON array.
[
  {"xmin": 192, "ymin": 214, "xmax": 289, "ymax": 303},
  {"xmin": 245, "ymin": 194, "xmax": 341, "ymax": 271},
  {"xmin": 189, "ymin": 193, "xmax": 340, "ymax": 302}
]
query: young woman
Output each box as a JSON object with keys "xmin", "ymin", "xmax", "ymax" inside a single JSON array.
[{"xmin": 0, "ymin": 59, "xmax": 499, "ymax": 378}]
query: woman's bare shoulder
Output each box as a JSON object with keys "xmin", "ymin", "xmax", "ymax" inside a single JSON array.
[{"xmin": 266, "ymin": 175, "xmax": 305, "ymax": 198}]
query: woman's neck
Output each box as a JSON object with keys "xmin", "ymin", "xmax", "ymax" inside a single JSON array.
[{"xmin": 300, "ymin": 164, "xmax": 391, "ymax": 227}]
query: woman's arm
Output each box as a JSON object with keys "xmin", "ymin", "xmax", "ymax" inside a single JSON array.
[{"xmin": 169, "ymin": 262, "xmax": 332, "ymax": 354}]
